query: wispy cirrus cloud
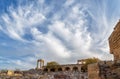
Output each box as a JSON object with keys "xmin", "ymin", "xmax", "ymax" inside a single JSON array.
[
  {"xmin": 0, "ymin": 0, "xmax": 119, "ymax": 69},
  {"xmin": 0, "ymin": 3, "xmax": 46, "ymax": 42},
  {"xmin": 0, "ymin": 56, "xmax": 35, "ymax": 70}
]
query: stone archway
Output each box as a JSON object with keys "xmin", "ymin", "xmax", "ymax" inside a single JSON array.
[
  {"xmin": 65, "ymin": 67, "xmax": 70, "ymax": 71},
  {"xmin": 81, "ymin": 66, "xmax": 86, "ymax": 72},
  {"xmin": 44, "ymin": 68, "xmax": 48, "ymax": 72},
  {"xmin": 73, "ymin": 67, "xmax": 78, "ymax": 71},
  {"xmin": 50, "ymin": 68, "xmax": 55, "ymax": 72},
  {"xmin": 58, "ymin": 68, "xmax": 62, "ymax": 71}
]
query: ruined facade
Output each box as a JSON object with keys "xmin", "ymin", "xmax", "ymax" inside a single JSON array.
[
  {"xmin": 36, "ymin": 59, "xmax": 44, "ymax": 69},
  {"xmin": 43, "ymin": 64, "xmax": 83, "ymax": 72},
  {"xmin": 34, "ymin": 59, "xmax": 88, "ymax": 79},
  {"xmin": 88, "ymin": 63, "xmax": 100, "ymax": 79},
  {"xmin": 35, "ymin": 59, "xmax": 86, "ymax": 72},
  {"xmin": 88, "ymin": 20, "xmax": 120, "ymax": 79},
  {"xmin": 109, "ymin": 21, "xmax": 120, "ymax": 61}
]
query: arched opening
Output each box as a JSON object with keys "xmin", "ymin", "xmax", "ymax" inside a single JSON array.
[
  {"xmin": 73, "ymin": 67, "xmax": 78, "ymax": 71},
  {"xmin": 81, "ymin": 76, "xmax": 84, "ymax": 79},
  {"xmin": 44, "ymin": 68, "xmax": 48, "ymax": 72},
  {"xmin": 50, "ymin": 68, "xmax": 55, "ymax": 72},
  {"xmin": 58, "ymin": 68, "xmax": 62, "ymax": 71},
  {"xmin": 81, "ymin": 66, "xmax": 86, "ymax": 72},
  {"xmin": 65, "ymin": 67, "xmax": 70, "ymax": 71}
]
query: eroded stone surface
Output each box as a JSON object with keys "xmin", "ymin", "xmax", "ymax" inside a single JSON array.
[{"xmin": 109, "ymin": 21, "xmax": 120, "ymax": 61}]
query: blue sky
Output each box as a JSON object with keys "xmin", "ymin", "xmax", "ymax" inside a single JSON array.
[{"xmin": 0, "ymin": 0, "xmax": 120, "ymax": 70}]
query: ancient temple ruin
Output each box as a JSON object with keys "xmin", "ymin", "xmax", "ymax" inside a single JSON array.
[
  {"xmin": 36, "ymin": 59, "xmax": 44, "ymax": 69},
  {"xmin": 35, "ymin": 59, "xmax": 88, "ymax": 79},
  {"xmin": 36, "ymin": 59, "xmax": 86, "ymax": 72}
]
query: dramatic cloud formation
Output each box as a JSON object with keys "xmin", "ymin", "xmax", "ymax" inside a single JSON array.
[{"xmin": 0, "ymin": 0, "xmax": 120, "ymax": 69}]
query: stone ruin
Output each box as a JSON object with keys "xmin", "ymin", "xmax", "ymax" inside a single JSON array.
[
  {"xmin": 36, "ymin": 59, "xmax": 44, "ymax": 70},
  {"xmin": 109, "ymin": 20, "xmax": 120, "ymax": 62},
  {"xmin": 35, "ymin": 59, "xmax": 88, "ymax": 79},
  {"xmin": 88, "ymin": 20, "xmax": 120, "ymax": 79}
]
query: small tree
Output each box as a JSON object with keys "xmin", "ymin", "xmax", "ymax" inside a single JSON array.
[
  {"xmin": 46, "ymin": 61, "xmax": 60, "ymax": 69},
  {"xmin": 1, "ymin": 69, "xmax": 8, "ymax": 73},
  {"xmin": 81, "ymin": 57, "xmax": 100, "ymax": 72}
]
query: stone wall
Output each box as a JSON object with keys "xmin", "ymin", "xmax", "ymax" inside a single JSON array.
[
  {"xmin": 88, "ymin": 20, "xmax": 120, "ymax": 79},
  {"xmin": 88, "ymin": 63, "xmax": 100, "ymax": 79},
  {"xmin": 109, "ymin": 21, "xmax": 120, "ymax": 61},
  {"xmin": 43, "ymin": 64, "xmax": 83, "ymax": 72}
]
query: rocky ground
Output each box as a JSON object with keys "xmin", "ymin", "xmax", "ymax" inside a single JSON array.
[
  {"xmin": 0, "ymin": 70, "xmax": 88, "ymax": 79},
  {"xmin": 99, "ymin": 61, "xmax": 120, "ymax": 79}
]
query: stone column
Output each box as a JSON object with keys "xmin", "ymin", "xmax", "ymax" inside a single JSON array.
[
  {"xmin": 62, "ymin": 67, "xmax": 65, "ymax": 71},
  {"xmin": 48, "ymin": 69, "xmax": 50, "ymax": 72},
  {"xmin": 70, "ymin": 67, "xmax": 72, "ymax": 71},
  {"xmin": 40, "ymin": 61, "xmax": 42, "ymax": 69},
  {"xmin": 36, "ymin": 60, "xmax": 39, "ymax": 69},
  {"xmin": 78, "ymin": 66, "xmax": 81, "ymax": 72}
]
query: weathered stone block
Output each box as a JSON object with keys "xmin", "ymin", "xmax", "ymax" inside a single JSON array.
[{"xmin": 109, "ymin": 21, "xmax": 120, "ymax": 61}]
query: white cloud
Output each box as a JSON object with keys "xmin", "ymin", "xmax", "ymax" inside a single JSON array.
[
  {"xmin": 0, "ymin": 0, "xmax": 117, "ymax": 69},
  {"xmin": 49, "ymin": 21, "xmax": 72, "ymax": 41},
  {"xmin": 31, "ymin": 27, "xmax": 71, "ymax": 58},
  {"xmin": 64, "ymin": 0, "xmax": 75, "ymax": 7},
  {"xmin": 0, "ymin": 56, "xmax": 35, "ymax": 70},
  {"xmin": 38, "ymin": 0, "xmax": 44, "ymax": 4},
  {"xmin": 0, "ymin": 3, "xmax": 46, "ymax": 42},
  {"xmin": 29, "ymin": 2, "xmax": 99, "ymax": 64}
]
